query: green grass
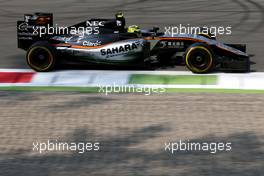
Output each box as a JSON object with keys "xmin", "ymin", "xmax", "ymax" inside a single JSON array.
[
  {"xmin": 0, "ymin": 86, "xmax": 264, "ymax": 94},
  {"xmin": 129, "ymin": 74, "xmax": 217, "ymax": 85}
]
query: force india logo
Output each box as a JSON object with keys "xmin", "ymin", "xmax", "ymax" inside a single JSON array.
[{"xmin": 100, "ymin": 42, "xmax": 140, "ymax": 57}]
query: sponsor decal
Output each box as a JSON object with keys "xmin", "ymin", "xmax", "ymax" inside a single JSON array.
[
  {"xmin": 18, "ymin": 22, "xmax": 29, "ymax": 31},
  {"xmin": 18, "ymin": 36, "xmax": 33, "ymax": 40},
  {"xmin": 85, "ymin": 20, "xmax": 105, "ymax": 35},
  {"xmin": 101, "ymin": 42, "xmax": 140, "ymax": 57},
  {"xmin": 86, "ymin": 20, "xmax": 105, "ymax": 27},
  {"xmin": 160, "ymin": 41, "xmax": 184, "ymax": 48},
  {"xmin": 52, "ymin": 36, "xmax": 73, "ymax": 43},
  {"xmin": 83, "ymin": 40, "xmax": 102, "ymax": 46}
]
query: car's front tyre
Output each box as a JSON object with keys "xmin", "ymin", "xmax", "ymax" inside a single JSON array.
[{"xmin": 184, "ymin": 43, "xmax": 215, "ymax": 73}]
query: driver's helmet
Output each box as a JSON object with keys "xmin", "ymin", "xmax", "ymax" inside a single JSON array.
[
  {"xmin": 115, "ymin": 12, "xmax": 125, "ymax": 25},
  {"xmin": 115, "ymin": 12, "xmax": 124, "ymax": 19},
  {"xmin": 127, "ymin": 25, "xmax": 141, "ymax": 33}
]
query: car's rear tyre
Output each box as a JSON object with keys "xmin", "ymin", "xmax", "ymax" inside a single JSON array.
[
  {"xmin": 185, "ymin": 43, "xmax": 215, "ymax": 73},
  {"xmin": 26, "ymin": 42, "xmax": 56, "ymax": 72}
]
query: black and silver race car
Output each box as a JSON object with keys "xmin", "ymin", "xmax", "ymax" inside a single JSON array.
[{"xmin": 17, "ymin": 12, "xmax": 250, "ymax": 73}]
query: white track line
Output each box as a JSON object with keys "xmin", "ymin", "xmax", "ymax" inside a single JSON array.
[{"xmin": 1, "ymin": 69, "xmax": 264, "ymax": 90}]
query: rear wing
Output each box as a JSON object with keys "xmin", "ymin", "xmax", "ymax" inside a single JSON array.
[{"xmin": 17, "ymin": 13, "xmax": 53, "ymax": 50}]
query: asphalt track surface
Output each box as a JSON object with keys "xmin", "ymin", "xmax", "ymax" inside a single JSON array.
[
  {"xmin": 0, "ymin": 92, "xmax": 263, "ymax": 176},
  {"xmin": 0, "ymin": 0, "xmax": 264, "ymax": 71}
]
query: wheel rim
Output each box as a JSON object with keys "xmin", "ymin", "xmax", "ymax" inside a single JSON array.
[
  {"xmin": 27, "ymin": 47, "xmax": 53, "ymax": 71},
  {"xmin": 186, "ymin": 47, "xmax": 213, "ymax": 72}
]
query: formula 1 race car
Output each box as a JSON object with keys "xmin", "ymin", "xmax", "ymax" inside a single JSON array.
[{"xmin": 17, "ymin": 12, "xmax": 250, "ymax": 73}]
